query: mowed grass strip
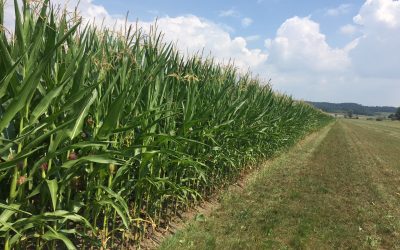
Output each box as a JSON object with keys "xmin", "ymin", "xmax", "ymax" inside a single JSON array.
[
  {"xmin": 347, "ymin": 119, "xmax": 400, "ymax": 140},
  {"xmin": 159, "ymin": 120, "xmax": 400, "ymax": 249}
]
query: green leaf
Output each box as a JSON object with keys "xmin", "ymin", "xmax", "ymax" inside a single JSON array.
[
  {"xmin": 42, "ymin": 210, "xmax": 93, "ymax": 229},
  {"xmin": 0, "ymin": 55, "xmax": 24, "ymax": 99},
  {"xmin": 98, "ymin": 199, "xmax": 130, "ymax": 229},
  {"xmin": 42, "ymin": 230, "xmax": 77, "ymax": 250},
  {"xmin": 46, "ymin": 179, "xmax": 58, "ymax": 211},
  {"xmin": 0, "ymin": 203, "xmax": 31, "ymax": 222},
  {"xmin": 66, "ymin": 89, "xmax": 97, "ymax": 140},
  {"xmin": 26, "ymin": 182, "xmax": 43, "ymax": 199},
  {"xmin": 60, "ymin": 154, "xmax": 122, "ymax": 170},
  {"xmin": 8, "ymin": 222, "xmax": 35, "ymax": 246},
  {"xmin": 97, "ymin": 90, "xmax": 126, "ymax": 139},
  {"xmin": 30, "ymin": 83, "xmax": 66, "ymax": 124},
  {"xmin": 98, "ymin": 185, "xmax": 131, "ymax": 221},
  {"xmin": 0, "ymin": 203, "xmax": 32, "ymax": 220}
]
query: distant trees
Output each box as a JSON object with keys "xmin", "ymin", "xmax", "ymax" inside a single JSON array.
[
  {"xmin": 347, "ymin": 110, "xmax": 353, "ymax": 118},
  {"xmin": 308, "ymin": 102, "xmax": 397, "ymax": 116},
  {"xmin": 344, "ymin": 110, "xmax": 353, "ymax": 118},
  {"xmin": 389, "ymin": 107, "xmax": 400, "ymax": 120}
]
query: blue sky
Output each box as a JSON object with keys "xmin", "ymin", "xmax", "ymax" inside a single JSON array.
[{"xmin": 5, "ymin": 0, "xmax": 399, "ymax": 106}]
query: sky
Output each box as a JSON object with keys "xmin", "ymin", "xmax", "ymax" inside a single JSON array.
[{"xmin": 3, "ymin": 0, "xmax": 400, "ymax": 106}]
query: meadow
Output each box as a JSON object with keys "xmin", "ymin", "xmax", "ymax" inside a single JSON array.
[{"xmin": 0, "ymin": 1, "xmax": 331, "ymax": 249}]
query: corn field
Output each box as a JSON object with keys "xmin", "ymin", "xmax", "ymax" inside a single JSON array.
[{"xmin": 0, "ymin": 1, "xmax": 332, "ymax": 249}]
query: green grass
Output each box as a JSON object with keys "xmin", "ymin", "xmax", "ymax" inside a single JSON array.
[
  {"xmin": 159, "ymin": 119, "xmax": 400, "ymax": 249},
  {"xmin": 0, "ymin": 1, "xmax": 331, "ymax": 249}
]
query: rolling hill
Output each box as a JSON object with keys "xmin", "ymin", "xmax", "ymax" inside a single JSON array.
[{"xmin": 307, "ymin": 102, "xmax": 397, "ymax": 116}]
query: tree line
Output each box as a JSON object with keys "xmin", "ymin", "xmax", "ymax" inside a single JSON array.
[{"xmin": 308, "ymin": 102, "xmax": 397, "ymax": 116}]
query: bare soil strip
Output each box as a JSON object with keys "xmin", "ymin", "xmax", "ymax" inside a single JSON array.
[{"xmin": 158, "ymin": 120, "xmax": 400, "ymax": 249}]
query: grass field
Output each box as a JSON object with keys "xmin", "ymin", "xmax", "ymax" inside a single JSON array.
[{"xmin": 159, "ymin": 119, "xmax": 400, "ymax": 249}]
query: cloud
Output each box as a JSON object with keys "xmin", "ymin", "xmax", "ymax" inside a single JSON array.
[
  {"xmin": 216, "ymin": 23, "xmax": 235, "ymax": 33},
  {"xmin": 3, "ymin": 0, "xmax": 17, "ymax": 34},
  {"xmin": 264, "ymin": 2, "xmax": 400, "ymax": 106},
  {"xmin": 339, "ymin": 24, "xmax": 357, "ymax": 35},
  {"xmin": 350, "ymin": 0, "xmax": 400, "ymax": 78},
  {"xmin": 245, "ymin": 35, "xmax": 261, "ymax": 42},
  {"xmin": 140, "ymin": 16, "xmax": 267, "ymax": 70},
  {"xmin": 266, "ymin": 16, "xmax": 350, "ymax": 73},
  {"xmin": 262, "ymin": 16, "xmax": 354, "ymax": 104},
  {"xmin": 353, "ymin": 0, "xmax": 400, "ymax": 28},
  {"xmin": 325, "ymin": 4, "xmax": 352, "ymax": 16},
  {"xmin": 241, "ymin": 17, "xmax": 253, "ymax": 27},
  {"xmin": 219, "ymin": 8, "xmax": 240, "ymax": 17}
]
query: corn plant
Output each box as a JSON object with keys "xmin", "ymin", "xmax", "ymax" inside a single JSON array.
[{"xmin": 0, "ymin": 0, "xmax": 332, "ymax": 249}]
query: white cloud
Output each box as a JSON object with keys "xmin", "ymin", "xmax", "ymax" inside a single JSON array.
[
  {"xmin": 216, "ymin": 23, "xmax": 235, "ymax": 33},
  {"xmin": 354, "ymin": 0, "xmax": 400, "ymax": 28},
  {"xmin": 266, "ymin": 16, "xmax": 350, "ymax": 73},
  {"xmin": 3, "ymin": 0, "xmax": 16, "ymax": 34},
  {"xmin": 241, "ymin": 17, "xmax": 253, "ymax": 27},
  {"xmin": 140, "ymin": 16, "xmax": 267, "ymax": 70},
  {"xmin": 264, "ymin": 38, "xmax": 272, "ymax": 48},
  {"xmin": 219, "ymin": 8, "xmax": 240, "ymax": 17},
  {"xmin": 326, "ymin": 4, "xmax": 352, "ymax": 16},
  {"xmin": 340, "ymin": 24, "xmax": 357, "ymax": 35},
  {"xmin": 343, "ymin": 38, "xmax": 359, "ymax": 53},
  {"xmin": 265, "ymin": 2, "xmax": 400, "ymax": 106},
  {"xmin": 350, "ymin": 0, "xmax": 400, "ymax": 78},
  {"xmin": 262, "ymin": 16, "xmax": 354, "ymax": 104},
  {"xmin": 245, "ymin": 35, "xmax": 261, "ymax": 42}
]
